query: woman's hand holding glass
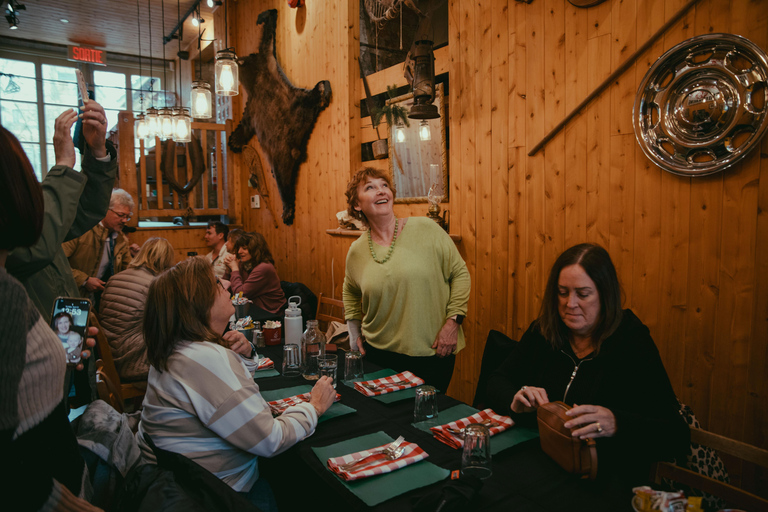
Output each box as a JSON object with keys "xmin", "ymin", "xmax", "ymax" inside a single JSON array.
[
  {"xmin": 564, "ymin": 404, "xmax": 616, "ymax": 439},
  {"xmin": 309, "ymin": 376, "xmax": 336, "ymax": 415},
  {"xmin": 511, "ymin": 385, "xmax": 549, "ymax": 413}
]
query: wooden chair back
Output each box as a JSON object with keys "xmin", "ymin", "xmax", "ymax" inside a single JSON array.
[
  {"xmin": 315, "ymin": 293, "xmax": 345, "ymax": 332},
  {"xmin": 91, "ymin": 313, "xmax": 146, "ymax": 411},
  {"xmin": 654, "ymin": 427, "xmax": 768, "ymax": 512}
]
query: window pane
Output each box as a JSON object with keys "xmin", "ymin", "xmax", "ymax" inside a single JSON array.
[
  {"xmin": 42, "ymin": 64, "xmax": 78, "ymax": 105},
  {"xmin": 1, "ymin": 99, "xmax": 39, "ymax": 142},
  {"xmin": 105, "ymin": 109, "xmax": 120, "ymax": 132},
  {"xmin": 21, "ymin": 142, "xmax": 42, "ymax": 180},
  {"xmin": 0, "ymin": 58, "xmax": 37, "ymax": 103},
  {"xmin": 130, "ymin": 74, "xmax": 162, "ymax": 111},
  {"xmin": 46, "ymin": 143, "xmax": 82, "ymax": 173},
  {"xmin": 94, "ymin": 70, "xmax": 126, "ymax": 110},
  {"xmin": 44, "ymin": 105, "xmax": 78, "ymax": 144}
]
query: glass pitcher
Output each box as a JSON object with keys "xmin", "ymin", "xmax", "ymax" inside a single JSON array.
[{"xmin": 301, "ymin": 319, "xmax": 326, "ymax": 380}]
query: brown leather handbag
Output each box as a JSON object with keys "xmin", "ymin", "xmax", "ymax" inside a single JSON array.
[{"xmin": 537, "ymin": 401, "xmax": 598, "ymax": 480}]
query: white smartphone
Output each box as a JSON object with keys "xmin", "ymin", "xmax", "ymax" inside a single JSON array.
[
  {"xmin": 75, "ymin": 69, "xmax": 88, "ymax": 107},
  {"xmin": 50, "ymin": 297, "xmax": 91, "ymax": 365}
]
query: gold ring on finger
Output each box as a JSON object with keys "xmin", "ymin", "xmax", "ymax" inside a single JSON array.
[{"xmin": 595, "ymin": 422, "xmax": 603, "ymax": 433}]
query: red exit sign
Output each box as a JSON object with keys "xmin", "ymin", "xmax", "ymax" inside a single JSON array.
[{"xmin": 68, "ymin": 45, "xmax": 107, "ymax": 66}]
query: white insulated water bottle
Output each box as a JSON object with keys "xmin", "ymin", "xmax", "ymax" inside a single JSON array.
[{"xmin": 284, "ymin": 296, "xmax": 303, "ymax": 347}]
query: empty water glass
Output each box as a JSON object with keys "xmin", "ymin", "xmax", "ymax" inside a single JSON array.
[
  {"xmin": 413, "ymin": 385, "xmax": 438, "ymax": 423},
  {"xmin": 282, "ymin": 344, "xmax": 301, "ymax": 377},
  {"xmin": 461, "ymin": 424, "xmax": 492, "ymax": 479},
  {"xmin": 318, "ymin": 354, "xmax": 338, "ymax": 388},
  {"xmin": 343, "ymin": 351, "xmax": 364, "ymax": 384}
]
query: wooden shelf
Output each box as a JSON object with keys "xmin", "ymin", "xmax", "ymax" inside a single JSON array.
[{"xmin": 325, "ymin": 228, "xmax": 461, "ymax": 243}]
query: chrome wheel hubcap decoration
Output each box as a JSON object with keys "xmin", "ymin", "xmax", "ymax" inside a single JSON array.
[{"xmin": 633, "ymin": 33, "xmax": 768, "ymax": 177}]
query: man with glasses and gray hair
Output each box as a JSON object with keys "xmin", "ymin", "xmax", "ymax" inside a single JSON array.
[{"xmin": 63, "ymin": 188, "xmax": 141, "ymax": 308}]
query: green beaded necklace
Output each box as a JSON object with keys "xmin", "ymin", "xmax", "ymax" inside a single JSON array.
[{"xmin": 368, "ymin": 218, "xmax": 399, "ymax": 264}]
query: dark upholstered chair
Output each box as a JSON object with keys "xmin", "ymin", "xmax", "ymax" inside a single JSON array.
[{"xmin": 472, "ymin": 329, "xmax": 518, "ymax": 410}]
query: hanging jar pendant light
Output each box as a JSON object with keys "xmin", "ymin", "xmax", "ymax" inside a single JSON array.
[
  {"xmin": 215, "ymin": 49, "xmax": 239, "ymax": 96},
  {"xmin": 174, "ymin": 107, "xmax": 192, "ymax": 143},
  {"xmin": 159, "ymin": 107, "xmax": 175, "ymax": 140},
  {"xmin": 418, "ymin": 120, "xmax": 431, "ymax": 141},
  {"xmin": 135, "ymin": 113, "xmax": 148, "ymax": 140},
  {"xmin": 145, "ymin": 107, "xmax": 159, "ymax": 140},
  {"xmin": 191, "ymin": 80, "xmax": 213, "ymax": 118}
]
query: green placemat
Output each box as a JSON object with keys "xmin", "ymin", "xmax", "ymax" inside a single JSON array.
[
  {"xmin": 312, "ymin": 431, "xmax": 450, "ymax": 507},
  {"xmin": 413, "ymin": 403, "xmax": 540, "ymax": 455},
  {"xmin": 253, "ymin": 368, "xmax": 280, "ymax": 379},
  {"xmin": 261, "ymin": 385, "xmax": 356, "ymax": 423},
  {"xmin": 345, "ymin": 369, "xmax": 423, "ymax": 403}
]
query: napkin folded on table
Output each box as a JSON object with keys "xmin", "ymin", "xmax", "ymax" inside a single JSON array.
[
  {"xmin": 242, "ymin": 356, "xmax": 274, "ymax": 374},
  {"xmin": 429, "ymin": 408, "xmax": 514, "ymax": 449},
  {"xmin": 353, "ymin": 371, "xmax": 424, "ymax": 397},
  {"xmin": 267, "ymin": 392, "xmax": 341, "ymax": 416},
  {"xmin": 327, "ymin": 440, "xmax": 428, "ymax": 481},
  {"xmin": 257, "ymin": 357, "xmax": 274, "ymax": 370}
]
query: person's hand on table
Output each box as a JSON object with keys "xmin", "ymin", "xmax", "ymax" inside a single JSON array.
[
  {"xmin": 431, "ymin": 318, "xmax": 459, "ymax": 357},
  {"xmin": 564, "ymin": 404, "xmax": 617, "ymax": 439},
  {"xmin": 84, "ymin": 277, "xmax": 105, "ymax": 292},
  {"xmin": 221, "ymin": 330, "xmax": 253, "ymax": 357},
  {"xmin": 511, "ymin": 385, "xmax": 549, "ymax": 413},
  {"xmin": 80, "ymin": 100, "xmax": 109, "ymax": 159},
  {"xmin": 53, "ymin": 109, "xmax": 79, "ymax": 168},
  {"xmin": 309, "ymin": 376, "xmax": 335, "ymax": 416},
  {"xmin": 75, "ymin": 326, "xmax": 98, "ymax": 372}
]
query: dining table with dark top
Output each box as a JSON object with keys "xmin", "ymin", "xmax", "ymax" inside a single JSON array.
[{"xmin": 253, "ymin": 344, "xmax": 634, "ymax": 511}]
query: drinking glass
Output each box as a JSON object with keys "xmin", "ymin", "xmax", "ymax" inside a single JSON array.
[
  {"xmin": 282, "ymin": 344, "xmax": 301, "ymax": 377},
  {"xmin": 343, "ymin": 351, "xmax": 364, "ymax": 384},
  {"xmin": 461, "ymin": 424, "xmax": 492, "ymax": 479},
  {"xmin": 413, "ymin": 385, "xmax": 438, "ymax": 423},
  {"xmin": 318, "ymin": 354, "xmax": 338, "ymax": 388}
]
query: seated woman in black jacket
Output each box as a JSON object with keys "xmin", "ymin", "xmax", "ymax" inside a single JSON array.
[{"xmin": 487, "ymin": 243, "xmax": 689, "ymax": 485}]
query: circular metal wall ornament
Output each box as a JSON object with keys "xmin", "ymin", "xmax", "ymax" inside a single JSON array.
[{"xmin": 633, "ymin": 33, "xmax": 768, "ymax": 177}]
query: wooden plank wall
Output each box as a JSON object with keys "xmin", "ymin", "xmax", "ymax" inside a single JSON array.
[
  {"xmin": 129, "ymin": 227, "xmax": 209, "ymax": 264},
  {"xmin": 228, "ymin": 0, "xmax": 768, "ymax": 449}
]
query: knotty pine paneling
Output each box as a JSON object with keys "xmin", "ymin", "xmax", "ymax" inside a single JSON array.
[{"xmin": 225, "ymin": 0, "xmax": 768, "ymax": 454}]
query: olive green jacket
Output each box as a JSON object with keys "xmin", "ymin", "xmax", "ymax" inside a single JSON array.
[
  {"xmin": 62, "ymin": 224, "xmax": 132, "ymax": 296},
  {"xmin": 6, "ymin": 146, "xmax": 117, "ymax": 321}
]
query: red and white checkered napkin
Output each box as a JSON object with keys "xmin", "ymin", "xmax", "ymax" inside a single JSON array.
[
  {"xmin": 429, "ymin": 409, "xmax": 514, "ymax": 449},
  {"xmin": 257, "ymin": 357, "xmax": 274, "ymax": 370},
  {"xmin": 327, "ymin": 440, "xmax": 428, "ymax": 481},
  {"xmin": 353, "ymin": 371, "xmax": 424, "ymax": 397},
  {"xmin": 267, "ymin": 392, "xmax": 341, "ymax": 416}
]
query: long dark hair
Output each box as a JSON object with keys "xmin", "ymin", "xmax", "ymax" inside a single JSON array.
[
  {"xmin": 0, "ymin": 126, "xmax": 44, "ymax": 251},
  {"xmin": 234, "ymin": 232, "xmax": 275, "ymax": 275},
  {"xmin": 143, "ymin": 257, "xmax": 224, "ymax": 372},
  {"xmin": 537, "ymin": 243, "xmax": 623, "ymax": 352}
]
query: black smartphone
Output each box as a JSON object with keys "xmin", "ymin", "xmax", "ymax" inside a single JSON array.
[{"xmin": 50, "ymin": 297, "xmax": 91, "ymax": 365}]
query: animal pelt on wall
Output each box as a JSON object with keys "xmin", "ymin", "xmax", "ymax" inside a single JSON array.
[{"xmin": 228, "ymin": 9, "xmax": 332, "ymax": 225}]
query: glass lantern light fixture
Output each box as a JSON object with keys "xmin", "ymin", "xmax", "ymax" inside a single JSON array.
[
  {"xmin": 159, "ymin": 107, "xmax": 175, "ymax": 140},
  {"xmin": 145, "ymin": 107, "xmax": 159, "ymax": 140},
  {"xmin": 191, "ymin": 80, "xmax": 212, "ymax": 119},
  {"xmin": 174, "ymin": 107, "xmax": 192, "ymax": 143},
  {"xmin": 135, "ymin": 113, "xmax": 148, "ymax": 140},
  {"xmin": 215, "ymin": 49, "xmax": 239, "ymax": 96},
  {"xmin": 419, "ymin": 120, "xmax": 431, "ymax": 141},
  {"xmin": 395, "ymin": 121, "xmax": 406, "ymax": 144}
]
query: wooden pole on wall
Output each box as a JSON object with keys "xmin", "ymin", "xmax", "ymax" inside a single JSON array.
[{"xmin": 527, "ymin": 0, "xmax": 703, "ymax": 157}]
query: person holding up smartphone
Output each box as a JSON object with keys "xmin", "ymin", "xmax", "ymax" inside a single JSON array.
[{"xmin": 1, "ymin": 126, "xmax": 102, "ymax": 510}]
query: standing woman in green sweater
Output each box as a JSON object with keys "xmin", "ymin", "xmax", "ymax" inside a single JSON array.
[{"xmin": 342, "ymin": 167, "xmax": 470, "ymax": 391}]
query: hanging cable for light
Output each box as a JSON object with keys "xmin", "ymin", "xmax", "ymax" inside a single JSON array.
[
  {"xmin": 418, "ymin": 120, "xmax": 431, "ymax": 141},
  {"xmin": 144, "ymin": 0, "xmax": 158, "ymax": 140},
  {"xmin": 157, "ymin": 1, "xmax": 175, "ymax": 141},
  {"xmin": 190, "ymin": 17, "xmax": 212, "ymax": 118},
  {"xmin": 215, "ymin": 0, "xmax": 239, "ymax": 96},
  {"xmin": 134, "ymin": 0, "xmax": 147, "ymax": 141}
]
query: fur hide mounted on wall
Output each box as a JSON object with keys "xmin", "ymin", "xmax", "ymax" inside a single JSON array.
[{"xmin": 228, "ymin": 9, "xmax": 332, "ymax": 225}]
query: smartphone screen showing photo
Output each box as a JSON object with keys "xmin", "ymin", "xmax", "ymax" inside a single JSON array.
[{"xmin": 50, "ymin": 297, "xmax": 91, "ymax": 365}]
